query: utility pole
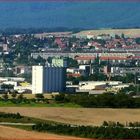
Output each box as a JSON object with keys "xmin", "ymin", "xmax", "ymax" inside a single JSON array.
[
  {"xmin": 135, "ymin": 72, "xmax": 138, "ymax": 95},
  {"xmin": 107, "ymin": 59, "xmax": 111, "ymax": 82},
  {"xmin": 135, "ymin": 61, "xmax": 139, "ymax": 96}
]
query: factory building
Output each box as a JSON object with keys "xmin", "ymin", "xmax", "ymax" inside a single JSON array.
[
  {"xmin": 44, "ymin": 66, "xmax": 66, "ymax": 93},
  {"xmin": 32, "ymin": 65, "xmax": 66, "ymax": 94}
]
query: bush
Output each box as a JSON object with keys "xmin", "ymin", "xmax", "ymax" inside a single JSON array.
[
  {"xmin": 54, "ymin": 94, "xmax": 69, "ymax": 103},
  {"xmin": 35, "ymin": 94, "xmax": 44, "ymax": 99},
  {"xmin": 2, "ymin": 93, "xmax": 8, "ymax": 101}
]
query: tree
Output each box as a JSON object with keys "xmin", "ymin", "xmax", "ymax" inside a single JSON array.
[
  {"xmin": 89, "ymin": 73, "xmax": 107, "ymax": 81},
  {"xmin": 11, "ymin": 92, "xmax": 17, "ymax": 99},
  {"xmin": 36, "ymin": 56, "xmax": 46, "ymax": 65},
  {"xmin": 92, "ymin": 55, "xmax": 100, "ymax": 75},
  {"xmin": 2, "ymin": 93, "xmax": 8, "ymax": 101},
  {"xmin": 72, "ymin": 78, "xmax": 79, "ymax": 85},
  {"xmin": 16, "ymin": 94, "xmax": 26, "ymax": 103},
  {"xmin": 135, "ymin": 38, "xmax": 140, "ymax": 44},
  {"xmin": 21, "ymin": 73, "xmax": 32, "ymax": 83},
  {"xmin": 67, "ymin": 58, "xmax": 78, "ymax": 67},
  {"xmin": 47, "ymin": 57, "xmax": 52, "ymax": 64},
  {"xmin": 121, "ymin": 33, "xmax": 125, "ymax": 39},
  {"xmin": 35, "ymin": 94, "xmax": 44, "ymax": 99},
  {"xmin": 54, "ymin": 94, "xmax": 67, "ymax": 103},
  {"xmin": 17, "ymin": 94, "xmax": 24, "ymax": 100},
  {"xmin": 115, "ymin": 34, "xmax": 121, "ymax": 39}
]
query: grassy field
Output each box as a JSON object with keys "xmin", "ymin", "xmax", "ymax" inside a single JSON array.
[{"xmin": 0, "ymin": 107, "xmax": 139, "ymax": 126}]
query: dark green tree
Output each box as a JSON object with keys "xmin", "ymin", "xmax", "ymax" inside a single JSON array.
[{"xmin": 2, "ymin": 93, "xmax": 8, "ymax": 101}]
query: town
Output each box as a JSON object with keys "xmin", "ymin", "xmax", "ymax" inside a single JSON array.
[{"xmin": 0, "ymin": 29, "xmax": 140, "ymax": 97}]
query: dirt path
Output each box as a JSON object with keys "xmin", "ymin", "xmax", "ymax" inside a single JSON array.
[{"xmin": 0, "ymin": 125, "xmax": 92, "ymax": 140}]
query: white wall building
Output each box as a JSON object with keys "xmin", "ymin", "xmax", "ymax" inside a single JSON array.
[{"xmin": 32, "ymin": 66, "xmax": 44, "ymax": 94}]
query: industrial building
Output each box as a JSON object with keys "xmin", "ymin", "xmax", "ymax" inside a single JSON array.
[
  {"xmin": 32, "ymin": 65, "xmax": 66, "ymax": 94},
  {"xmin": 77, "ymin": 81, "xmax": 126, "ymax": 93},
  {"xmin": 0, "ymin": 77, "xmax": 32, "ymax": 94}
]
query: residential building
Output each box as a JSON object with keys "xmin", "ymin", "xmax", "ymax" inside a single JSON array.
[
  {"xmin": 79, "ymin": 65, "xmax": 92, "ymax": 76},
  {"xmin": 14, "ymin": 65, "xmax": 31, "ymax": 75},
  {"xmin": 75, "ymin": 56, "xmax": 96, "ymax": 64}
]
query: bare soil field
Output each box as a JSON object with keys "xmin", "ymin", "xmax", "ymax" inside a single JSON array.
[
  {"xmin": 75, "ymin": 28, "xmax": 140, "ymax": 37},
  {"xmin": 0, "ymin": 107, "xmax": 140, "ymax": 126},
  {"xmin": 0, "ymin": 125, "xmax": 92, "ymax": 140}
]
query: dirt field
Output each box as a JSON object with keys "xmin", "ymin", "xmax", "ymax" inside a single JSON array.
[
  {"xmin": 75, "ymin": 28, "xmax": 140, "ymax": 37},
  {"xmin": 0, "ymin": 125, "xmax": 92, "ymax": 140},
  {"xmin": 0, "ymin": 107, "xmax": 140, "ymax": 126}
]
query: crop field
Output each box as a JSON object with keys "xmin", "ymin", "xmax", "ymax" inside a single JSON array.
[
  {"xmin": 0, "ymin": 107, "xmax": 140, "ymax": 126},
  {"xmin": 75, "ymin": 28, "xmax": 140, "ymax": 37},
  {"xmin": 0, "ymin": 126, "xmax": 92, "ymax": 140}
]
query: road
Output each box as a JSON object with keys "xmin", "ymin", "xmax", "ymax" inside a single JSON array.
[{"xmin": 0, "ymin": 122, "xmax": 35, "ymax": 126}]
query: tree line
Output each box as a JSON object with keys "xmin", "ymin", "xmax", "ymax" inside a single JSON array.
[
  {"xmin": 0, "ymin": 112, "xmax": 22, "ymax": 119},
  {"xmin": 54, "ymin": 93, "xmax": 140, "ymax": 108},
  {"xmin": 32, "ymin": 122, "xmax": 140, "ymax": 139},
  {"xmin": 1, "ymin": 92, "xmax": 140, "ymax": 108}
]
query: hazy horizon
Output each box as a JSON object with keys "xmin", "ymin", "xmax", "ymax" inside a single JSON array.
[{"xmin": 0, "ymin": 2, "xmax": 140, "ymax": 29}]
